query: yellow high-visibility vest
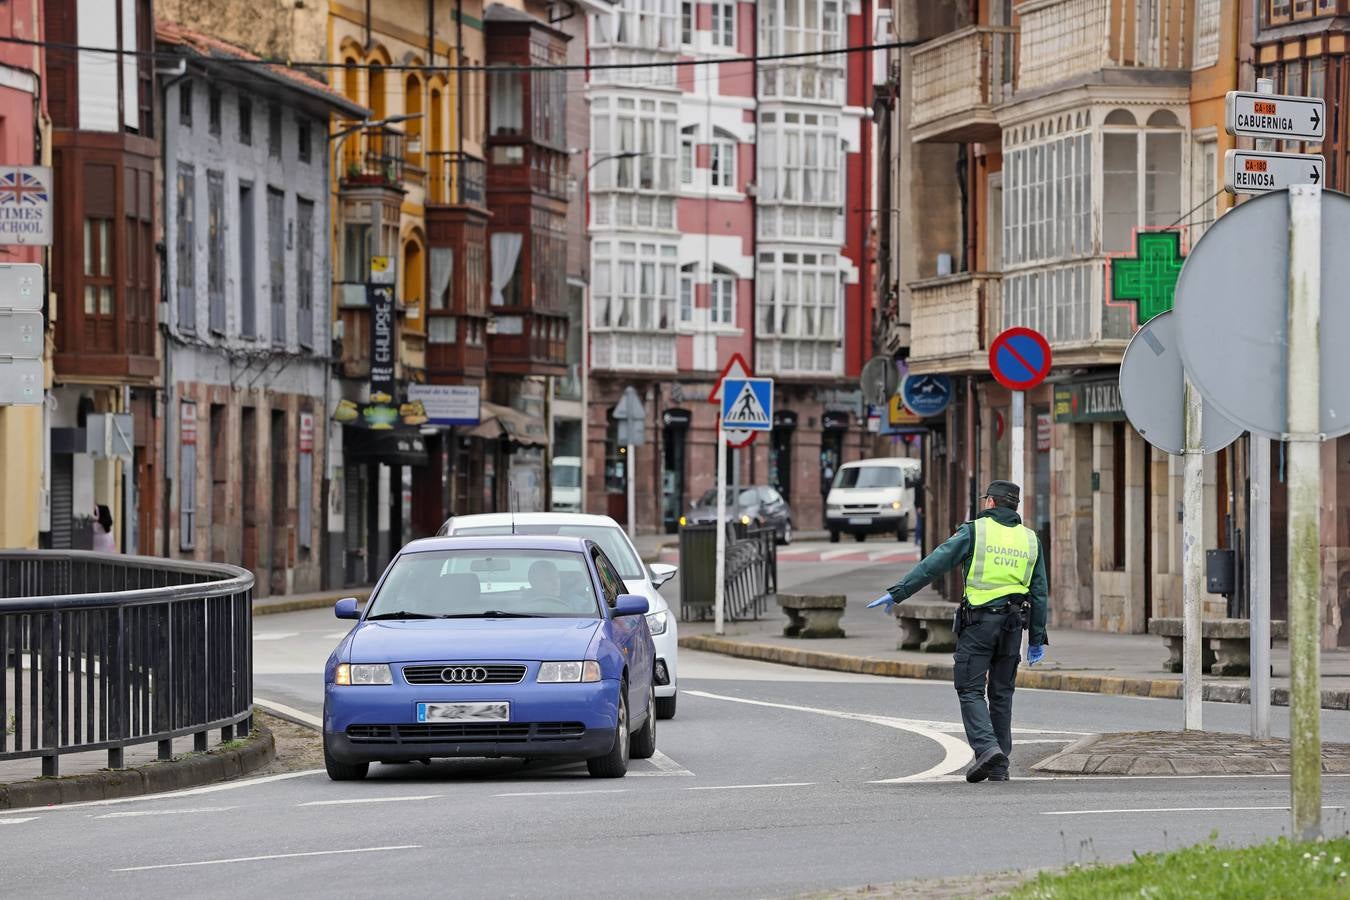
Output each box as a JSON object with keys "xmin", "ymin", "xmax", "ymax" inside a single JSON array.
[{"xmin": 964, "ymin": 518, "xmax": 1038, "ymax": 606}]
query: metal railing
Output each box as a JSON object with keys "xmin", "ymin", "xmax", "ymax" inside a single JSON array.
[
  {"xmin": 426, "ymin": 151, "xmax": 486, "ymax": 207},
  {"xmin": 341, "ymin": 126, "xmax": 406, "ymax": 189},
  {"xmin": 677, "ymin": 523, "xmax": 777, "ymax": 622},
  {"xmin": 1, "ymin": 551, "xmax": 254, "ymax": 777}
]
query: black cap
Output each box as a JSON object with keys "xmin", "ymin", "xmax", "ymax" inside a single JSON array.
[{"xmin": 984, "ymin": 480, "xmax": 1020, "ymax": 505}]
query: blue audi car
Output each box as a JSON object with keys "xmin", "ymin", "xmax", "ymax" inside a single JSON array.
[{"xmin": 323, "ymin": 535, "xmax": 657, "ymax": 780}]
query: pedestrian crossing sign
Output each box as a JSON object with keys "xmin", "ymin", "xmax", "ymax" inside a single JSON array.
[{"xmin": 721, "ymin": 377, "xmax": 773, "ymax": 431}]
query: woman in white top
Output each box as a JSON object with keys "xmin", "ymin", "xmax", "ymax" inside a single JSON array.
[{"xmin": 93, "ymin": 504, "xmax": 117, "ymax": 553}]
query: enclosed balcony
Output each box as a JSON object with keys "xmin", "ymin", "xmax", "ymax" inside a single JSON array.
[
  {"xmin": 910, "ymin": 25, "xmax": 1015, "ymax": 144},
  {"xmin": 905, "ymin": 273, "xmax": 1001, "ymax": 375},
  {"xmin": 1017, "ymin": 0, "xmax": 1191, "ymax": 94},
  {"xmin": 488, "ymin": 312, "xmax": 569, "ymax": 377},
  {"xmin": 590, "ymin": 332, "xmax": 676, "ymax": 374},
  {"xmin": 340, "ymin": 126, "xmax": 406, "ymax": 192}
]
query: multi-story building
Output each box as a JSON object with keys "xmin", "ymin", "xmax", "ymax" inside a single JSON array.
[
  {"xmin": 156, "ymin": 22, "xmax": 364, "ymax": 595},
  {"xmin": 888, "ymin": 0, "xmax": 1240, "ymax": 633},
  {"xmin": 44, "ymin": 0, "xmax": 160, "ymax": 554},
  {"xmin": 585, "ymin": 0, "xmax": 876, "ymax": 533},
  {"xmin": 0, "ymin": 0, "xmax": 48, "ymax": 551}
]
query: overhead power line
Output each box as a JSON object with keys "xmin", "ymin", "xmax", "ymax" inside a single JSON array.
[{"xmin": 0, "ymin": 33, "xmax": 913, "ymax": 75}]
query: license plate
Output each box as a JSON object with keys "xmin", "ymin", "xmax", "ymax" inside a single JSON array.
[
  {"xmin": 849, "ymin": 517, "xmax": 871, "ymax": 525},
  {"xmin": 416, "ymin": 702, "xmax": 510, "ymax": 723}
]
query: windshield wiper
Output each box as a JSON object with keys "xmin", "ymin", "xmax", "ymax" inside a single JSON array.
[
  {"xmin": 442, "ymin": 610, "xmax": 545, "ymax": 618},
  {"xmin": 366, "ymin": 611, "xmax": 444, "ymax": 620}
]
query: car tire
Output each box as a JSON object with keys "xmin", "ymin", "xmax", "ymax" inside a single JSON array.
[
  {"xmin": 587, "ymin": 680, "xmax": 630, "ymax": 778},
  {"xmin": 323, "ymin": 735, "xmax": 369, "ymax": 782},
  {"xmin": 778, "ymin": 521, "xmax": 793, "ymax": 546},
  {"xmin": 854, "ymin": 532, "xmax": 867, "ymax": 543},
  {"xmin": 897, "ymin": 520, "xmax": 910, "ymax": 542},
  {"xmin": 630, "ymin": 684, "xmax": 657, "ymax": 760},
  {"xmin": 829, "ymin": 529, "xmax": 840, "ymax": 544},
  {"xmin": 655, "ymin": 692, "xmax": 678, "ymax": 720}
]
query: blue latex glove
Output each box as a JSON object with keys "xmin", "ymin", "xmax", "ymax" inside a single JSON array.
[
  {"xmin": 1027, "ymin": 644, "xmax": 1045, "ymax": 666},
  {"xmin": 867, "ymin": 593, "xmax": 896, "ymax": 613}
]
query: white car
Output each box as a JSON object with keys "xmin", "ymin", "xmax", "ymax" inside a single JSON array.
[
  {"xmin": 437, "ymin": 512, "xmax": 680, "ymax": 719},
  {"xmin": 825, "ymin": 457, "xmax": 921, "ymax": 543}
]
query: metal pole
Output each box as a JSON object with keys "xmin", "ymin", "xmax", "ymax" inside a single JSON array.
[
  {"xmin": 1250, "ymin": 434, "xmax": 1272, "ymax": 739},
  {"xmin": 1287, "ymin": 183, "xmax": 1323, "ymax": 841},
  {"xmin": 1182, "ymin": 376, "xmax": 1204, "ymax": 731},
  {"xmin": 1010, "ymin": 390, "xmax": 1025, "ymax": 497},
  {"xmin": 626, "ymin": 443, "xmax": 636, "ymax": 539},
  {"xmin": 714, "ymin": 418, "xmax": 727, "ymax": 636},
  {"xmin": 1250, "ymin": 75, "xmax": 1276, "ymax": 741}
]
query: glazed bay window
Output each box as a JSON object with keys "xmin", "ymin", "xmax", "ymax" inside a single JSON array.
[
  {"xmin": 1101, "ymin": 109, "xmax": 1183, "ymax": 253},
  {"xmin": 591, "ymin": 240, "xmax": 677, "ymax": 331},
  {"xmin": 756, "ymin": 251, "xmax": 841, "ymax": 374},
  {"xmin": 1002, "ymin": 129, "xmax": 1091, "ymax": 268},
  {"xmin": 590, "ymin": 0, "xmax": 679, "ymax": 86},
  {"xmin": 758, "ymin": 0, "xmax": 843, "ymax": 99},
  {"xmin": 757, "ymin": 111, "xmax": 842, "ymax": 241},
  {"xmin": 489, "ymin": 71, "xmax": 524, "ymax": 137},
  {"xmin": 591, "ymin": 96, "xmax": 678, "ymax": 230}
]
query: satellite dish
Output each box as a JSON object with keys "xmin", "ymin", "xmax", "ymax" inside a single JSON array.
[{"xmin": 860, "ymin": 356, "xmax": 899, "ymax": 406}]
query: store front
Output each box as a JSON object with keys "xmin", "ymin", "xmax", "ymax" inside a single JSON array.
[{"xmin": 661, "ymin": 408, "xmax": 691, "ymax": 533}]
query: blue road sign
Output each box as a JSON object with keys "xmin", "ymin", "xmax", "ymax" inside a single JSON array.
[
  {"xmin": 900, "ymin": 374, "xmax": 953, "ymax": 418},
  {"xmin": 989, "ymin": 327, "xmax": 1053, "ymax": 391},
  {"xmin": 721, "ymin": 377, "xmax": 773, "ymax": 431}
]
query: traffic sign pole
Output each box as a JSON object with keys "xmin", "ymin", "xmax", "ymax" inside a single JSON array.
[
  {"xmin": 627, "ymin": 443, "xmax": 636, "ymax": 540},
  {"xmin": 1287, "ymin": 184, "xmax": 1322, "ymax": 841},
  {"xmin": 1010, "ymin": 390, "xmax": 1024, "ymax": 515},
  {"xmin": 1182, "ymin": 377, "xmax": 1204, "ymax": 732},
  {"xmin": 714, "ymin": 417, "xmax": 727, "ymax": 636},
  {"xmin": 1251, "ymin": 76, "xmax": 1275, "ymax": 743}
]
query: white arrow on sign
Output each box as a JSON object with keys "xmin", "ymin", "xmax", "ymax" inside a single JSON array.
[
  {"xmin": 1224, "ymin": 149, "xmax": 1324, "ymax": 196},
  {"xmin": 1226, "ymin": 90, "xmax": 1325, "ymax": 142}
]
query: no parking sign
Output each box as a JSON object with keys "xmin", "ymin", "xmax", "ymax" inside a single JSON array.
[{"xmin": 988, "ymin": 327, "xmax": 1053, "ymax": 392}]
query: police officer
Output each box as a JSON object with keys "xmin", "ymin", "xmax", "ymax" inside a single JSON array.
[{"xmin": 868, "ymin": 480, "xmax": 1048, "ymax": 783}]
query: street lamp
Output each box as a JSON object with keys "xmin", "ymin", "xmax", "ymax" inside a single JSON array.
[{"xmin": 566, "ymin": 150, "xmax": 645, "ymax": 201}]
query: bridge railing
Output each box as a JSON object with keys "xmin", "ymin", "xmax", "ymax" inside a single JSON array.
[{"xmin": 1, "ymin": 550, "xmax": 254, "ymax": 777}]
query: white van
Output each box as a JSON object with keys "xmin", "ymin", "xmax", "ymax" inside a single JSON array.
[
  {"xmin": 550, "ymin": 456, "xmax": 581, "ymax": 512},
  {"xmin": 825, "ymin": 457, "xmax": 921, "ymax": 543}
]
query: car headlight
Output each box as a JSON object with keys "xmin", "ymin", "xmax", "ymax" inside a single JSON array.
[
  {"xmin": 538, "ymin": 661, "xmax": 602, "ymax": 683},
  {"xmin": 739, "ymin": 514, "xmax": 751, "ymax": 525},
  {"xmin": 334, "ymin": 663, "xmax": 392, "ymax": 685},
  {"xmin": 646, "ymin": 610, "xmax": 669, "ymax": 636},
  {"xmin": 679, "ymin": 515, "xmax": 687, "ymax": 526},
  {"xmin": 891, "ymin": 501, "xmax": 903, "ymax": 510}
]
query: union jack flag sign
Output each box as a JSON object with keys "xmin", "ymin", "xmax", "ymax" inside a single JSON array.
[{"xmin": 0, "ymin": 166, "xmax": 52, "ymax": 245}]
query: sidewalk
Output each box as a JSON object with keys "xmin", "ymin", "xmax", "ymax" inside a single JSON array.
[{"xmin": 677, "ymin": 585, "xmax": 1350, "ymax": 711}]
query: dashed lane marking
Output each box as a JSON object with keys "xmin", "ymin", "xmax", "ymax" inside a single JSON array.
[
  {"xmin": 113, "ymin": 845, "xmax": 422, "ymax": 873},
  {"xmin": 629, "ymin": 749, "xmax": 694, "ymax": 776},
  {"xmin": 1044, "ymin": 805, "xmax": 1346, "ymax": 816},
  {"xmin": 299, "ymin": 795, "xmax": 441, "ymax": 807},
  {"xmin": 495, "ymin": 789, "xmax": 629, "ymax": 798},
  {"xmin": 0, "ymin": 817, "xmax": 39, "ymax": 825},
  {"xmin": 686, "ymin": 782, "xmax": 815, "ymax": 791},
  {"xmin": 96, "ymin": 807, "xmax": 237, "ymax": 819},
  {"xmin": 252, "ymin": 632, "xmax": 301, "ymax": 642}
]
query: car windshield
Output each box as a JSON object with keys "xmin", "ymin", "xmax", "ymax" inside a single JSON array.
[
  {"xmin": 553, "ymin": 466, "xmax": 580, "ymax": 488},
  {"xmin": 366, "ymin": 549, "xmax": 600, "ymax": 619},
  {"xmin": 452, "ymin": 524, "xmax": 645, "ymax": 580},
  {"xmin": 696, "ymin": 488, "xmax": 758, "ymax": 507},
  {"xmin": 834, "ymin": 466, "xmax": 904, "ymax": 489}
]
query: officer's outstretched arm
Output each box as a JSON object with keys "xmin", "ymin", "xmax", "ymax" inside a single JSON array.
[{"xmin": 884, "ymin": 524, "xmax": 972, "ymax": 603}]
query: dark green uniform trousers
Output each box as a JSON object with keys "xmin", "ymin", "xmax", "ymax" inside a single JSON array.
[{"xmin": 953, "ymin": 607, "xmax": 1022, "ymax": 776}]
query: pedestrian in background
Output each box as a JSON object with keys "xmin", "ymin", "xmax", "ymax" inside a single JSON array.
[
  {"xmin": 868, "ymin": 480, "xmax": 1048, "ymax": 783},
  {"xmin": 93, "ymin": 504, "xmax": 117, "ymax": 554}
]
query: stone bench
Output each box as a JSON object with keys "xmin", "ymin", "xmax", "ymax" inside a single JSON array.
[
  {"xmin": 1147, "ymin": 617, "xmax": 1289, "ymax": 676},
  {"xmin": 895, "ymin": 600, "xmax": 959, "ymax": 653},
  {"xmin": 778, "ymin": 594, "xmax": 846, "ymax": 639}
]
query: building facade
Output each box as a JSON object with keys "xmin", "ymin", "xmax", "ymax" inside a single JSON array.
[
  {"xmin": 887, "ymin": 1, "xmax": 1246, "ymax": 633},
  {"xmin": 585, "ymin": 0, "xmax": 878, "ymax": 533},
  {"xmin": 157, "ymin": 22, "xmax": 363, "ymax": 596}
]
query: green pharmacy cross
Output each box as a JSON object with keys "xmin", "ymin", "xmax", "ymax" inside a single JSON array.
[{"xmin": 1111, "ymin": 230, "xmax": 1186, "ymax": 326}]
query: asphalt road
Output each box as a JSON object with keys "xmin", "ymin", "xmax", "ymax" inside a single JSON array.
[{"xmin": 8, "ymin": 544, "xmax": 1350, "ymax": 898}]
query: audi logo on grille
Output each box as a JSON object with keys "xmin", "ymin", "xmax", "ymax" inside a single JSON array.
[{"xmin": 440, "ymin": 666, "xmax": 489, "ymax": 684}]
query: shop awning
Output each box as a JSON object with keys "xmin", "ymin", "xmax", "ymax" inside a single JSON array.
[{"xmin": 464, "ymin": 402, "xmax": 547, "ymax": 447}]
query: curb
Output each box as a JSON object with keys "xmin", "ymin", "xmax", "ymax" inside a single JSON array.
[
  {"xmin": 0, "ymin": 725, "xmax": 276, "ymax": 811},
  {"xmin": 678, "ymin": 634, "xmax": 1350, "ymax": 711}
]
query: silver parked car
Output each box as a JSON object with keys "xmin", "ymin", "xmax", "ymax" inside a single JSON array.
[{"xmin": 684, "ymin": 486, "xmax": 793, "ymax": 545}]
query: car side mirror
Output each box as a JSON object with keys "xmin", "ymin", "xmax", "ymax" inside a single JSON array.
[
  {"xmin": 649, "ymin": 563, "xmax": 678, "ymax": 588},
  {"xmin": 613, "ymin": 594, "xmax": 649, "ymax": 617},
  {"xmin": 334, "ymin": 597, "xmax": 361, "ymax": 620}
]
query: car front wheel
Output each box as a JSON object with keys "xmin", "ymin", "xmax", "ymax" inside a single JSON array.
[
  {"xmin": 778, "ymin": 521, "xmax": 793, "ymax": 546},
  {"xmin": 587, "ymin": 681, "xmax": 630, "ymax": 778},
  {"xmin": 323, "ymin": 734, "xmax": 369, "ymax": 781},
  {"xmin": 629, "ymin": 684, "xmax": 657, "ymax": 760}
]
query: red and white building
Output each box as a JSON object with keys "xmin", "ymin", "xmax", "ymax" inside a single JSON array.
[{"xmin": 585, "ymin": 0, "xmax": 878, "ymax": 532}]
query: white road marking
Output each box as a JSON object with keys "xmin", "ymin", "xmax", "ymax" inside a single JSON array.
[
  {"xmin": 494, "ymin": 789, "xmax": 629, "ymax": 798},
  {"xmin": 253, "ymin": 697, "xmax": 323, "ymax": 729},
  {"xmin": 96, "ymin": 806, "xmax": 237, "ymax": 819},
  {"xmin": 1044, "ymin": 805, "xmax": 1346, "ymax": 816},
  {"xmin": 629, "ymin": 750, "xmax": 693, "ymax": 777},
  {"xmin": 298, "ymin": 795, "xmax": 441, "ymax": 807},
  {"xmin": 252, "ymin": 632, "xmax": 300, "ymax": 642},
  {"xmin": 686, "ymin": 782, "xmax": 815, "ymax": 791},
  {"xmin": 819, "ymin": 548, "xmax": 866, "ymax": 561},
  {"xmin": 900, "ymin": 772, "xmax": 1350, "ymax": 784},
  {"xmin": 27, "ymin": 769, "xmax": 328, "ymax": 813},
  {"xmin": 0, "ymin": 817, "xmax": 39, "ymax": 825},
  {"xmin": 324, "ymin": 632, "xmax": 353, "ymax": 640},
  {"xmin": 113, "ymin": 845, "xmax": 422, "ymax": 872},
  {"xmin": 686, "ymin": 689, "xmax": 974, "ymax": 782}
]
